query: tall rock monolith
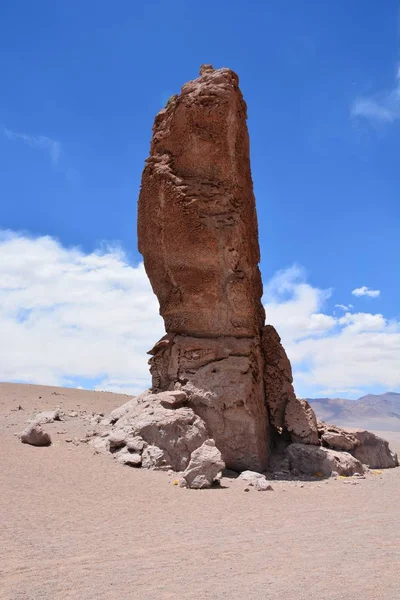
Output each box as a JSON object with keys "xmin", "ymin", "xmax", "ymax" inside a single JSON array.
[{"xmin": 138, "ymin": 65, "xmax": 270, "ymax": 471}]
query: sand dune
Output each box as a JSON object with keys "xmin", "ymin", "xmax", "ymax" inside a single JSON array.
[{"xmin": 1, "ymin": 382, "xmax": 399, "ymax": 600}]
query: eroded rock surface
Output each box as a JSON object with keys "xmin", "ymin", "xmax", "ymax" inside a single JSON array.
[
  {"xmin": 318, "ymin": 422, "xmax": 360, "ymax": 452},
  {"xmin": 262, "ymin": 325, "xmax": 294, "ymax": 430},
  {"xmin": 92, "ymin": 390, "xmax": 208, "ymax": 472},
  {"xmin": 348, "ymin": 429, "xmax": 399, "ymax": 469},
  {"xmin": 286, "ymin": 443, "xmax": 364, "ymax": 477},
  {"xmin": 285, "ymin": 398, "xmax": 319, "ymax": 445},
  {"xmin": 138, "ymin": 65, "xmax": 269, "ymax": 471},
  {"xmin": 262, "ymin": 325, "xmax": 319, "ymax": 445}
]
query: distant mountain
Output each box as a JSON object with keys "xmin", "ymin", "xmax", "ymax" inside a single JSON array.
[{"xmin": 307, "ymin": 392, "xmax": 400, "ymax": 432}]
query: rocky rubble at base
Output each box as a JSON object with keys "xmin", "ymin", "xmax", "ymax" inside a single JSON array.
[
  {"xmin": 82, "ymin": 387, "xmax": 398, "ymax": 487},
  {"xmin": 17, "ymin": 386, "xmax": 398, "ymax": 488},
  {"xmin": 86, "ymin": 389, "xmax": 225, "ymax": 488}
]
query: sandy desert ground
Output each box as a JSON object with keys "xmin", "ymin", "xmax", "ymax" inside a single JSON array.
[{"xmin": 1, "ymin": 382, "xmax": 399, "ymax": 600}]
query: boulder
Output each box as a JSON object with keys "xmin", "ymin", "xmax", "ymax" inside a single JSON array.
[
  {"xmin": 158, "ymin": 390, "xmax": 187, "ymax": 408},
  {"xmin": 93, "ymin": 390, "xmax": 209, "ymax": 471},
  {"xmin": 31, "ymin": 409, "xmax": 61, "ymax": 424},
  {"xmin": 114, "ymin": 391, "xmax": 208, "ymax": 471},
  {"xmin": 237, "ymin": 470, "xmax": 266, "ymax": 486},
  {"xmin": 116, "ymin": 449, "xmax": 142, "ymax": 467},
  {"xmin": 285, "ymin": 398, "xmax": 320, "ymax": 445},
  {"xmin": 321, "ymin": 431, "xmax": 359, "ymax": 452},
  {"xmin": 20, "ymin": 424, "xmax": 52, "ymax": 447},
  {"xmin": 318, "ymin": 421, "xmax": 360, "ymax": 452},
  {"xmin": 126, "ymin": 436, "xmax": 145, "ymax": 452},
  {"xmin": 108, "ymin": 430, "xmax": 127, "ymax": 450},
  {"xmin": 286, "ymin": 443, "xmax": 364, "ymax": 476},
  {"xmin": 347, "ymin": 429, "xmax": 399, "ymax": 469},
  {"xmin": 182, "ymin": 439, "xmax": 225, "ymax": 489}
]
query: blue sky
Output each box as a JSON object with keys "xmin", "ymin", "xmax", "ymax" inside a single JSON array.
[{"xmin": 0, "ymin": 1, "xmax": 399, "ymax": 398}]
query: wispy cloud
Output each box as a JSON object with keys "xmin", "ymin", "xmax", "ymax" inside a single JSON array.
[
  {"xmin": 352, "ymin": 286, "xmax": 380, "ymax": 298},
  {"xmin": 352, "ymin": 65, "xmax": 400, "ymax": 122},
  {"xmin": 3, "ymin": 128, "xmax": 61, "ymax": 165},
  {"xmin": 334, "ymin": 304, "xmax": 353, "ymax": 311}
]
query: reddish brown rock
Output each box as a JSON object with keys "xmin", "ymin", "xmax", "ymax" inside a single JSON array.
[
  {"xmin": 138, "ymin": 65, "xmax": 269, "ymax": 471},
  {"xmin": 138, "ymin": 65, "xmax": 265, "ymax": 338},
  {"xmin": 284, "ymin": 398, "xmax": 320, "ymax": 445},
  {"xmin": 262, "ymin": 324, "xmax": 295, "ymax": 430},
  {"xmin": 262, "ymin": 325, "xmax": 319, "ymax": 444}
]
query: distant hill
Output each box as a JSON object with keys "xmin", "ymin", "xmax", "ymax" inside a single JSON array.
[{"xmin": 308, "ymin": 392, "xmax": 400, "ymax": 432}]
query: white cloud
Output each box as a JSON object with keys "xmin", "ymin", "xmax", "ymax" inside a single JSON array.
[
  {"xmin": 0, "ymin": 231, "xmax": 398, "ymax": 399},
  {"xmin": 0, "ymin": 231, "xmax": 164, "ymax": 394},
  {"xmin": 352, "ymin": 285, "xmax": 380, "ymax": 298},
  {"xmin": 264, "ymin": 267, "xmax": 400, "ymax": 398},
  {"xmin": 263, "ymin": 265, "xmax": 335, "ymax": 341},
  {"xmin": 3, "ymin": 128, "xmax": 61, "ymax": 165},
  {"xmin": 334, "ymin": 304, "xmax": 353, "ymax": 311},
  {"xmin": 352, "ymin": 65, "xmax": 400, "ymax": 122}
]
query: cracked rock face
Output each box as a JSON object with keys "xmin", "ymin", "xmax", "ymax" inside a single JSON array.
[
  {"xmin": 138, "ymin": 66, "xmax": 269, "ymax": 471},
  {"xmin": 262, "ymin": 325, "xmax": 319, "ymax": 445}
]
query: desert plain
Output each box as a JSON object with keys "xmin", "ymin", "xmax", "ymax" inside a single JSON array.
[{"xmin": 1, "ymin": 382, "xmax": 399, "ymax": 600}]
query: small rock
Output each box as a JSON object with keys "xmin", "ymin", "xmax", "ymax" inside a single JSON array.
[
  {"xmin": 158, "ymin": 390, "xmax": 188, "ymax": 409},
  {"xmin": 255, "ymin": 479, "xmax": 274, "ymax": 492},
  {"xmin": 108, "ymin": 430, "xmax": 127, "ymax": 450},
  {"xmin": 126, "ymin": 436, "xmax": 145, "ymax": 452},
  {"xmin": 117, "ymin": 450, "xmax": 142, "ymax": 467},
  {"xmin": 244, "ymin": 487, "xmax": 250, "ymax": 492},
  {"xmin": 141, "ymin": 445, "xmax": 168, "ymax": 469},
  {"xmin": 90, "ymin": 437, "xmax": 108, "ymax": 453},
  {"xmin": 20, "ymin": 424, "xmax": 51, "ymax": 447},
  {"xmin": 68, "ymin": 411, "xmax": 78, "ymax": 418}
]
